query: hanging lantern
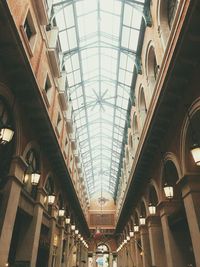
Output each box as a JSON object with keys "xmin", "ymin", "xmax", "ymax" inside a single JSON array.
[
  {"xmin": 71, "ymin": 224, "xmax": 75, "ymax": 231},
  {"xmin": 65, "ymin": 217, "xmax": 70, "ymax": 224},
  {"xmin": 58, "ymin": 207, "xmax": 65, "ymax": 217},
  {"xmin": 75, "ymin": 229, "xmax": 79, "ymax": 235},
  {"xmin": 30, "ymin": 171, "xmax": 41, "ymax": 186},
  {"xmin": 164, "ymin": 184, "xmax": 174, "ymax": 199},
  {"xmin": 148, "ymin": 203, "xmax": 156, "ymax": 215},
  {"xmin": 48, "ymin": 193, "xmax": 55, "ymax": 205},
  {"xmin": 190, "ymin": 144, "xmax": 200, "ymax": 165},
  {"xmin": 0, "ymin": 126, "xmax": 14, "ymax": 145},
  {"xmin": 129, "ymin": 231, "xmax": 134, "ymax": 237},
  {"xmin": 133, "ymin": 224, "xmax": 139, "ymax": 232},
  {"xmin": 139, "ymin": 216, "xmax": 145, "ymax": 225}
]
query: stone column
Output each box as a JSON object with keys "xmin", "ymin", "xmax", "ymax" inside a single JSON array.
[
  {"xmin": 63, "ymin": 225, "xmax": 70, "ymax": 267},
  {"xmin": 56, "ymin": 218, "xmax": 65, "ymax": 267},
  {"xmin": 181, "ymin": 175, "xmax": 200, "ymax": 267},
  {"xmin": 129, "ymin": 236, "xmax": 136, "ymax": 267},
  {"xmin": 133, "ymin": 233, "xmax": 142, "ymax": 267},
  {"xmin": 48, "ymin": 206, "xmax": 58, "ymax": 267},
  {"xmin": 159, "ymin": 200, "xmax": 185, "ymax": 267},
  {"xmin": 140, "ymin": 225, "xmax": 152, "ymax": 267},
  {"xmin": 92, "ymin": 252, "xmax": 96, "ymax": 267},
  {"xmin": 14, "ymin": 188, "xmax": 45, "ymax": 267},
  {"xmin": 68, "ymin": 234, "xmax": 76, "ymax": 267},
  {"xmin": 147, "ymin": 215, "xmax": 166, "ymax": 267},
  {"xmin": 0, "ymin": 156, "xmax": 26, "ymax": 267},
  {"xmin": 109, "ymin": 252, "xmax": 113, "ymax": 267}
]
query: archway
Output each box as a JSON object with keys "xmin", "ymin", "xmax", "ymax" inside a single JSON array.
[
  {"xmin": 96, "ymin": 244, "xmax": 109, "ymax": 267},
  {"xmin": 162, "ymin": 160, "xmax": 195, "ymax": 266}
]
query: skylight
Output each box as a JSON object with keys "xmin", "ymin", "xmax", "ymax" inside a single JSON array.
[{"xmin": 52, "ymin": 0, "xmax": 145, "ymax": 198}]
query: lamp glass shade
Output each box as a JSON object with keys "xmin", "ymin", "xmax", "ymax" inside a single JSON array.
[
  {"xmin": 31, "ymin": 172, "xmax": 41, "ymax": 186},
  {"xmin": 58, "ymin": 208, "xmax": 65, "ymax": 217},
  {"xmin": 124, "ymin": 239, "xmax": 127, "ymax": 244},
  {"xmin": 133, "ymin": 225, "xmax": 139, "ymax": 232},
  {"xmin": 139, "ymin": 217, "xmax": 145, "ymax": 225},
  {"xmin": 80, "ymin": 237, "xmax": 83, "ymax": 241},
  {"xmin": 149, "ymin": 204, "xmax": 156, "ymax": 215},
  {"xmin": 65, "ymin": 217, "xmax": 70, "ymax": 224},
  {"xmin": 71, "ymin": 224, "xmax": 75, "ymax": 231},
  {"xmin": 190, "ymin": 144, "xmax": 200, "ymax": 165},
  {"xmin": 126, "ymin": 236, "xmax": 130, "ymax": 241},
  {"xmin": 75, "ymin": 230, "xmax": 79, "ymax": 235},
  {"xmin": 164, "ymin": 185, "xmax": 174, "ymax": 199},
  {"xmin": 78, "ymin": 234, "xmax": 81, "ymax": 238},
  {"xmin": 48, "ymin": 194, "xmax": 55, "ymax": 205},
  {"xmin": 0, "ymin": 126, "xmax": 14, "ymax": 144},
  {"xmin": 130, "ymin": 231, "xmax": 134, "ymax": 237}
]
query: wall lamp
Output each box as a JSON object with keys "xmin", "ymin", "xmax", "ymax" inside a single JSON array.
[
  {"xmin": 133, "ymin": 224, "xmax": 139, "ymax": 232},
  {"xmin": 65, "ymin": 217, "xmax": 70, "ymax": 224},
  {"xmin": 148, "ymin": 203, "xmax": 156, "ymax": 215},
  {"xmin": 190, "ymin": 143, "xmax": 200, "ymax": 165},
  {"xmin": 164, "ymin": 183, "xmax": 174, "ymax": 199},
  {"xmin": 0, "ymin": 126, "xmax": 14, "ymax": 145},
  {"xmin": 48, "ymin": 193, "xmax": 56, "ymax": 205},
  {"xmin": 58, "ymin": 207, "xmax": 65, "ymax": 217},
  {"xmin": 139, "ymin": 216, "xmax": 145, "ymax": 226}
]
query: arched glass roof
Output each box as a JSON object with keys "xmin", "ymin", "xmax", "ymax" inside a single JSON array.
[{"xmin": 51, "ymin": 0, "xmax": 146, "ymax": 198}]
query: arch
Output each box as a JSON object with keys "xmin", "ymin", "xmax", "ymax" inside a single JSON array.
[
  {"xmin": 157, "ymin": 0, "xmax": 179, "ymax": 48},
  {"xmin": 57, "ymin": 193, "xmax": 64, "ymax": 208},
  {"xmin": 148, "ymin": 184, "xmax": 159, "ymax": 205},
  {"xmin": 0, "ymin": 95, "xmax": 16, "ymax": 189},
  {"xmin": 138, "ymin": 86, "xmax": 147, "ymax": 129},
  {"xmin": 145, "ymin": 42, "xmax": 158, "ymax": 94},
  {"xmin": 180, "ymin": 98, "xmax": 200, "ymax": 174},
  {"xmin": 161, "ymin": 158, "xmax": 180, "ymax": 199},
  {"xmin": 149, "ymin": 179, "xmax": 161, "ymax": 202},
  {"xmin": 0, "ymin": 83, "xmax": 22, "ymax": 156},
  {"xmin": 133, "ymin": 210, "xmax": 139, "ymax": 225},
  {"xmin": 140, "ymin": 200, "xmax": 147, "ymax": 217},
  {"xmin": 132, "ymin": 112, "xmax": 139, "ymax": 157},
  {"xmin": 128, "ymin": 132, "xmax": 133, "ymax": 152},
  {"xmin": 44, "ymin": 175, "xmax": 55, "ymax": 195}
]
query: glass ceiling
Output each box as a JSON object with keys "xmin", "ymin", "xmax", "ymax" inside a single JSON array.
[{"xmin": 51, "ymin": 0, "xmax": 145, "ymax": 198}]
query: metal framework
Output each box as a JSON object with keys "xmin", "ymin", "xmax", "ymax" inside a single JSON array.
[{"xmin": 51, "ymin": 0, "xmax": 146, "ymax": 198}]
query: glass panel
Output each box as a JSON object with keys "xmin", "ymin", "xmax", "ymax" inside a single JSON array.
[{"xmin": 52, "ymin": 0, "xmax": 145, "ymax": 198}]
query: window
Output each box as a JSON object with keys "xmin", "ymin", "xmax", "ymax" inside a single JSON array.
[
  {"xmin": 56, "ymin": 113, "xmax": 62, "ymax": 130},
  {"xmin": 21, "ymin": 11, "xmax": 37, "ymax": 55},
  {"xmin": 168, "ymin": 0, "xmax": 178, "ymax": 28},
  {"xmin": 43, "ymin": 74, "xmax": 52, "ymax": 106},
  {"xmin": 24, "ymin": 18, "xmax": 32, "ymax": 41}
]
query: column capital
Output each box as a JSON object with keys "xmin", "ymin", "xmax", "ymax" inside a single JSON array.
[
  {"xmin": 139, "ymin": 225, "xmax": 148, "ymax": 234},
  {"xmin": 178, "ymin": 174, "xmax": 200, "ymax": 198},
  {"xmin": 157, "ymin": 200, "xmax": 181, "ymax": 217},
  {"xmin": 134, "ymin": 232, "xmax": 140, "ymax": 240},
  {"xmin": 9, "ymin": 155, "xmax": 28, "ymax": 184},
  {"xmin": 146, "ymin": 215, "xmax": 161, "ymax": 227}
]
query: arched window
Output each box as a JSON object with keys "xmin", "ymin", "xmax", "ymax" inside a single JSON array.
[
  {"xmin": 158, "ymin": 0, "xmax": 178, "ymax": 47},
  {"xmin": 0, "ymin": 97, "xmax": 14, "ymax": 189},
  {"xmin": 167, "ymin": 0, "xmax": 178, "ymax": 29},
  {"xmin": 139, "ymin": 87, "xmax": 147, "ymax": 128},
  {"xmin": 146, "ymin": 46, "xmax": 158, "ymax": 94},
  {"xmin": 25, "ymin": 148, "xmax": 40, "ymax": 173},
  {"xmin": 163, "ymin": 160, "xmax": 180, "ymax": 199},
  {"xmin": 132, "ymin": 113, "xmax": 139, "ymax": 157},
  {"xmin": 24, "ymin": 148, "xmax": 40, "ymax": 196},
  {"xmin": 45, "ymin": 175, "xmax": 55, "ymax": 195}
]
